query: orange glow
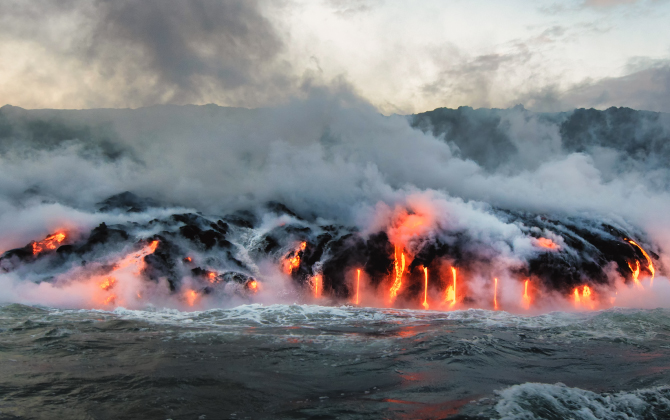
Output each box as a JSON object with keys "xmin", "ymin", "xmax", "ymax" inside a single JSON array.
[
  {"xmin": 184, "ymin": 257, "xmax": 192, "ymax": 263},
  {"xmin": 628, "ymin": 260, "xmax": 640, "ymax": 285},
  {"xmin": 445, "ymin": 267, "xmax": 457, "ymax": 307},
  {"xmin": 626, "ymin": 239, "xmax": 655, "ymax": 285},
  {"xmin": 355, "ymin": 269, "xmax": 361, "ymax": 305},
  {"xmin": 389, "ymin": 211, "xmax": 431, "ymax": 246},
  {"xmin": 535, "ymin": 237, "xmax": 558, "ymax": 250},
  {"xmin": 99, "ymin": 277, "xmax": 116, "ymax": 291},
  {"xmin": 628, "ymin": 260, "xmax": 641, "ymax": 288},
  {"xmin": 283, "ymin": 242, "xmax": 306, "ymax": 274},
  {"xmin": 522, "ymin": 280, "xmax": 531, "ymax": 309},
  {"xmin": 185, "ymin": 289, "xmax": 197, "ymax": 306},
  {"xmin": 493, "ymin": 278, "xmax": 499, "ymax": 310},
  {"xmin": 389, "ymin": 246, "xmax": 405, "ymax": 301},
  {"xmin": 573, "ymin": 285, "xmax": 595, "ymax": 309},
  {"xmin": 32, "ymin": 232, "xmax": 66, "ymax": 255},
  {"xmin": 92, "ymin": 239, "xmax": 159, "ymax": 308},
  {"xmin": 422, "ymin": 267, "xmax": 429, "ymax": 309},
  {"xmin": 208, "ymin": 271, "xmax": 217, "ymax": 283},
  {"xmin": 313, "ymin": 274, "xmax": 322, "ymax": 298},
  {"xmin": 247, "ymin": 280, "xmax": 258, "ymax": 292}
]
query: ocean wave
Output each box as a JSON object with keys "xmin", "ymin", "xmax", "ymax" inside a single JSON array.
[{"xmin": 495, "ymin": 382, "xmax": 670, "ymax": 420}]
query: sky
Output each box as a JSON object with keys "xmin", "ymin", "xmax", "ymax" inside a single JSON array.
[{"xmin": 0, "ymin": 0, "xmax": 669, "ymax": 113}]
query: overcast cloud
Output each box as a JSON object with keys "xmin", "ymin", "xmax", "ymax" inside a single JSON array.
[{"xmin": 0, "ymin": 0, "xmax": 669, "ymax": 112}]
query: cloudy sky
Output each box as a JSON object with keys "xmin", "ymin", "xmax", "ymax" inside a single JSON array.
[{"xmin": 1, "ymin": 0, "xmax": 669, "ymax": 113}]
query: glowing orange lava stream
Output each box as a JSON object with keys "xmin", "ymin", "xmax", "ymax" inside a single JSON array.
[
  {"xmin": 284, "ymin": 241, "xmax": 307, "ymax": 274},
  {"xmin": 422, "ymin": 267, "xmax": 429, "ymax": 309},
  {"xmin": 522, "ymin": 280, "xmax": 531, "ymax": 309},
  {"xmin": 628, "ymin": 260, "xmax": 642, "ymax": 288},
  {"xmin": 97, "ymin": 240, "xmax": 159, "ymax": 306},
  {"xmin": 573, "ymin": 285, "xmax": 594, "ymax": 308},
  {"xmin": 445, "ymin": 267, "xmax": 457, "ymax": 307},
  {"xmin": 494, "ymin": 278, "xmax": 499, "ymax": 310},
  {"xmin": 185, "ymin": 289, "xmax": 197, "ymax": 306},
  {"xmin": 389, "ymin": 246, "xmax": 405, "ymax": 301},
  {"xmin": 313, "ymin": 274, "xmax": 322, "ymax": 298},
  {"xmin": 626, "ymin": 239, "xmax": 655, "ymax": 285},
  {"xmin": 32, "ymin": 232, "xmax": 67, "ymax": 255},
  {"xmin": 355, "ymin": 269, "xmax": 361, "ymax": 305}
]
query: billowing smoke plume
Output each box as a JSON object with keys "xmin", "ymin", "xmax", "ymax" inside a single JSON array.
[{"xmin": 1, "ymin": 91, "xmax": 669, "ymax": 312}]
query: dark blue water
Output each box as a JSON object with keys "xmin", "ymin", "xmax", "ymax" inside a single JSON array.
[{"xmin": 2, "ymin": 304, "xmax": 670, "ymax": 419}]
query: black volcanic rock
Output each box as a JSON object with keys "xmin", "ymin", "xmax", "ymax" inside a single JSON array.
[
  {"xmin": 78, "ymin": 223, "xmax": 130, "ymax": 254},
  {"xmin": 98, "ymin": 191, "xmax": 160, "ymax": 213}
]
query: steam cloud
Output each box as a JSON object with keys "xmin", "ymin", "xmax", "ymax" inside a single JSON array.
[{"xmin": 1, "ymin": 88, "xmax": 669, "ymax": 312}]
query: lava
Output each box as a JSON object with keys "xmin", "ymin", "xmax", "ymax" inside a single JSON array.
[
  {"xmin": 247, "ymin": 280, "xmax": 258, "ymax": 292},
  {"xmin": 313, "ymin": 274, "xmax": 322, "ymax": 298},
  {"xmin": 628, "ymin": 260, "xmax": 642, "ymax": 288},
  {"xmin": 389, "ymin": 246, "xmax": 405, "ymax": 301},
  {"xmin": 31, "ymin": 232, "xmax": 66, "ymax": 255},
  {"xmin": 626, "ymin": 239, "xmax": 655, "ymax": 285},
  {"xmin": 573, "ymin": 285, "xmax": 594, "ymax": 309},
  {"xmin": 185, "ymin": 289, "xmax": 197, "ymax": 306},
  {"xmin": 355, "ymin": 269, "xmax": 361, "ymax": 305},
  {"xmin": 283, "ymin": 241, "xmax": 306, "ymax": 274},
  {"xmin": 92, "ymin": 239, "xmax": 159, "ymax": 308},
  {"xmin": 535, "ymin": 237, "xmax": 558, "ymax": 250},
  {"xmin": 99, "ymin": 277, "xmax": 116, "ymax": 291},
  {"xmin": 494, "ymin": 278, "xmax": 499, "ymax": 310},
  {"xmin": 422, "ymin": 267, "xmax": 429, "ymax": 309},
  {"xmin": 208, "ymin": 271, "xmax": 218, "ymax": 283},
  {"xmin": 522, "ymin": 280, "xmax": 531, "ymax": 309},
  {"xmin": 444, "ymin": 267, "xmax": 457, "ymax": 307}
]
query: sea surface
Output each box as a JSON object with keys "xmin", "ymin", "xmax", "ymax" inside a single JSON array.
[{"xmin": 1, "ymin": 304, "xmax": 670, "ymax": 419}]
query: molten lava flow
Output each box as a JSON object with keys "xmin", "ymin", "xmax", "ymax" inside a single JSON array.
[
  {"xmin": 355, "ymin": 269, "xmax": 361, "ymax": 305},
  {"xmin": 32, "ymin": 232, "xmax": 67, "ymax": 255},
  {"xmin": 184, "ymin": 256, "xmax": 192, "ymax": 263},
  {"xmin": 313, "ymin": 274, "xmax": 322, "ymax": 298},
  {"xmin": 99, "ymin": 277, "xmax": 116, "ymax": 291},
  {"xmin": 422, "ymin": 267, "xmax": 429, "ymax": 309},
  {"xmin": 208, "ymin": 271, "xmax": 217, "ymax": 283},
  {"xmin": 185, "ymin": 289, "xmax": 197, "ymax": 306},
  {"xmin": 628, "ymin": 260, "xmax": 642, "ymax": 288},
  {"xmin": 626, "ymin": 239, "xmax": 655, "ymax": 285},
  {"xmin": 522, "ymin": 280, "xmax": 531, "ymax": 309},
  {"xmin": 283, "ymin": 241, "xmax": 307, "ymax": 274},
  {"xmin": 389, "ymin": 246, "xmax": 405, "ymax": 301},
  {"xmin": 93, "ymin": 239, "xmax": 160, "ymax": 308},
  {"xmin": 494, "ymin": 278, "xmax": 499, "ymax": 310},
  {"xmin": 535, "ymin": 237, "xmax": 558, "ymax": 250},
  {"xmin": 573, "ymin": 285, "xmax": 595, "ymax": 309},
  {"xmin": 445, "ymin": 267, "xmax": 457, "ymax": 307},
  {"xmin": 247, "ymin": 280, "xmax": 258, "ymax": 292}
]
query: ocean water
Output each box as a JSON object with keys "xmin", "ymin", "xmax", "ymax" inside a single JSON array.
[{"xmin": 1, "ymin": 304, "xmax": 670, "ymax": 419}]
